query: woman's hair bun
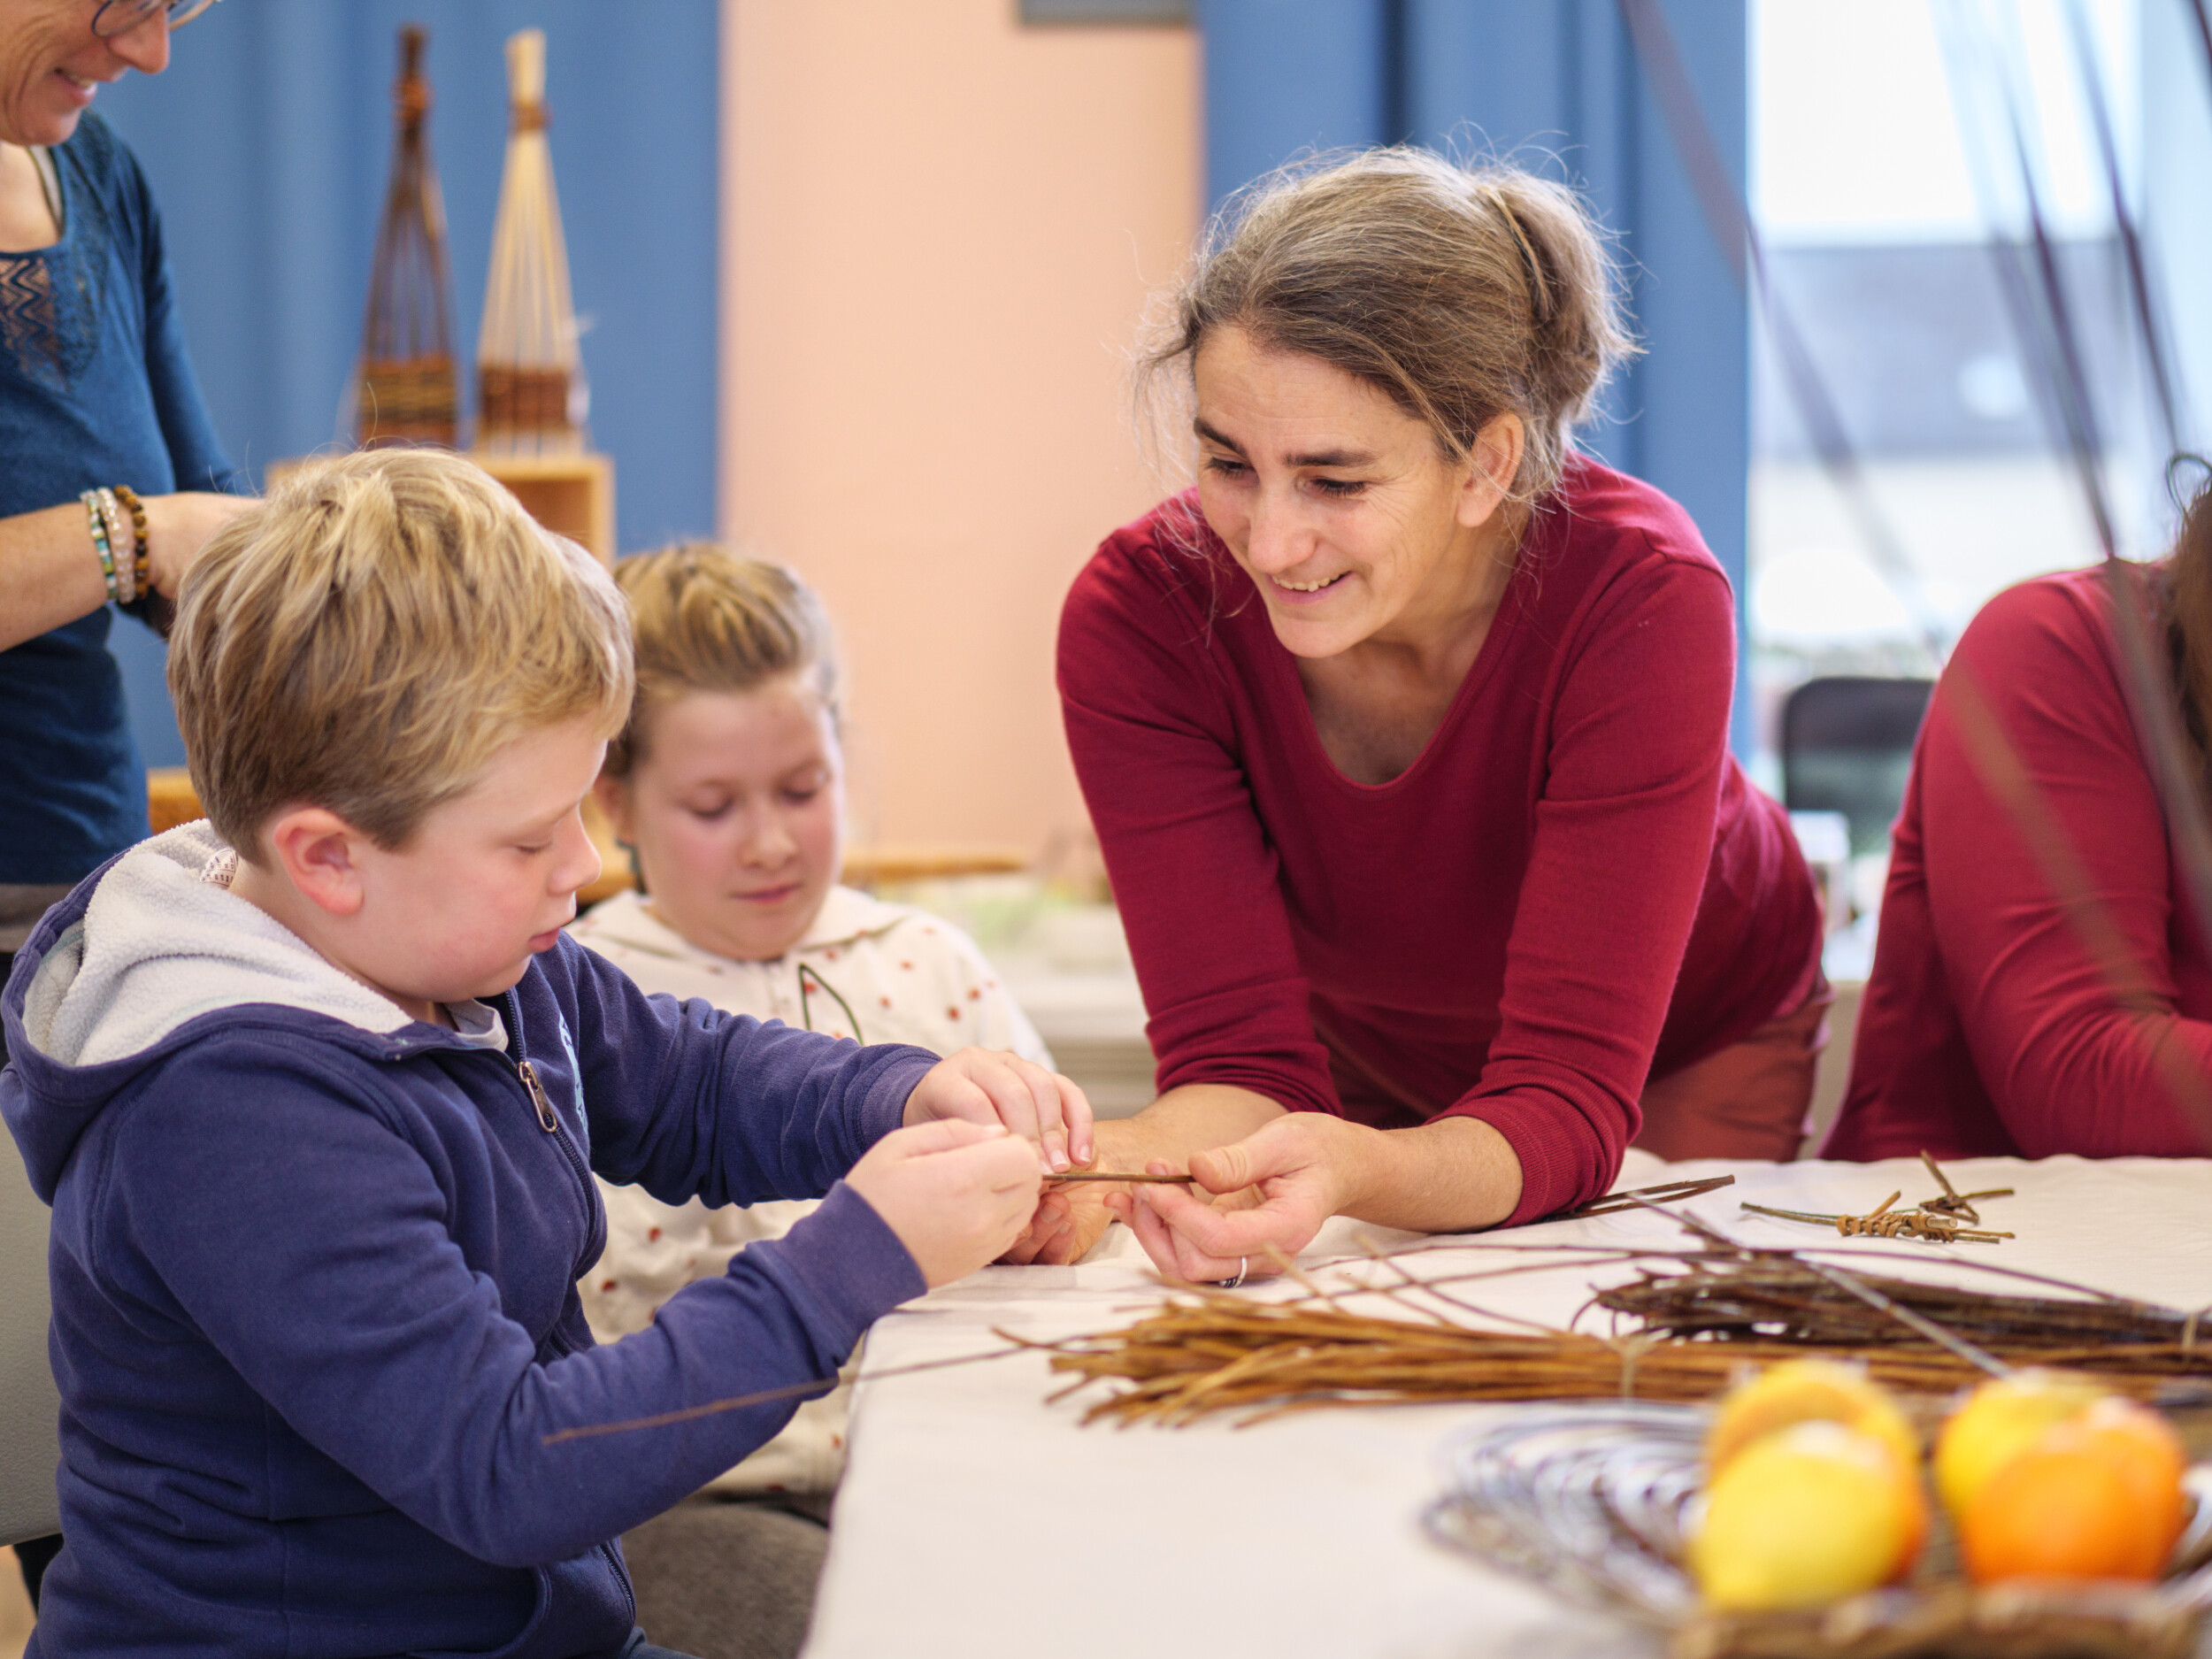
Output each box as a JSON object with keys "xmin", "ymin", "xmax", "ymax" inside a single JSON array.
[{"xmin": 1138, "ymin": 147, "xmax": 1639, "ymax": 501}]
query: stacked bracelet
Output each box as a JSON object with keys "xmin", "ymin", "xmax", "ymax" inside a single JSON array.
[
  {"xmin": 95, "ymin": 488, "xmax": 134, "ymax": 603},
  {"xmin": 80, "ymin": 489, "xmax": 118, "ymax": 603},
  {"xmin": 112, "ymin": 484, "xmax": 150, "ymax": 599}
]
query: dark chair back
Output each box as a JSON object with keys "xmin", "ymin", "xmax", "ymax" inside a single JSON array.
[
  {"xmin": 1, "ymin": 1129, "xmax": 60, "ymax": 1548},
  {"xmin": 1780, "ymin": 676, "xmax": 1935, "ymax": 856}
]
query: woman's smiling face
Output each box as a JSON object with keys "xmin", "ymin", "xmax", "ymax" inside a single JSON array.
[
  {"xmin": 1191, "ymin": 324, "xmax": 1519, "ymax": 661},
  {"xmin": 0, "ymin": 0, "xmax": 171, "ymax": 148}
]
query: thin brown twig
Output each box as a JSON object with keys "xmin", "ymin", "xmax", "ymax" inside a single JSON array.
[
  {"xmin": 1354, "ymin": 1237, "xmax": 1574, "ymax": 1339},
  {"xmin": 541, "ymin": 1342, "xmax": 1030, "ymax": 1446},
  {"xmin": 1556, "ymin": 1173, "xmax": 1738, "ymax": 1219},
  {"xmin": 1044, "ymin": 1171, "xmax": 1195, "ymax": 1185}
]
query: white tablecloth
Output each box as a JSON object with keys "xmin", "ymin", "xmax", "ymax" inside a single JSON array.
[{"xmin": 803, "ymin": 1152, "xmax": 2212, "ymax": 1658}]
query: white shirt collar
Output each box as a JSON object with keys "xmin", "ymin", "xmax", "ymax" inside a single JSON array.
[{"xmin": 570, "ymin": 884, "xmax": 919, "ymax": 969}]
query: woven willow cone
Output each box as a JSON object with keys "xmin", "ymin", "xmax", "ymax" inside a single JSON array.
[
  {"xmin": 355, "ymin": 25, "xmax": 458, "ymax": 449},
  {"xmin": 475, "ymin": 27, "xmax": 585, "ymax": 457}
]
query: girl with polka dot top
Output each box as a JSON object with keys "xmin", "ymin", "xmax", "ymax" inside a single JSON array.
[{"xmin": 570, "ymin": 544, "xmax": 1052, "ymax": 1499}]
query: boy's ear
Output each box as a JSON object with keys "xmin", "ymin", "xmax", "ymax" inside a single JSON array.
[
  {"xmin": 264, "ymin": 807, "xmax": 372, "ymax": 918},
  {"xmin": 591, "ymin": 773, "xmax": 635, "ymax": 846}
]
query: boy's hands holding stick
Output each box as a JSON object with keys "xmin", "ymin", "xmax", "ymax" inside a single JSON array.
[
  {"xmin": 844, "ymin": 1050, "xmax": 1095, "ymax": 1288},
  {"xmin": 846, "ymin": 1118, "xmax": 1043, "ymax": 1287},
  {"xmin": 902, "ymin": 1048, "xmax": 1094, "ymax": 1173}
]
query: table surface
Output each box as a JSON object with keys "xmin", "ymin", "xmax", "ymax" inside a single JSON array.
[{"xmin": 803, "ymin": 1151, "xmax": 2212, "ymax": 1659}]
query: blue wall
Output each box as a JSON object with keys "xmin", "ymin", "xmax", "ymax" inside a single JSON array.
[
  {"xmin": 94, "ymin": 0, "xmax": 718, "ymax": 766},
  {"xmin": 1196, "ymin": 0, "xmax": 1753, "ymax": 753}
]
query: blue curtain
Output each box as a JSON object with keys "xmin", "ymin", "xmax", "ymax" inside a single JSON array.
[
  {"xmin": 93, "ymin": 0, "xmax": 718, "ymax": 766},
  {"xmin": 1196, "ymin": 0, "xmax": 1752, "ymax": 754}
]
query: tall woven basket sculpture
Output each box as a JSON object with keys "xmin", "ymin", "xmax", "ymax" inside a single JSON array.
[
  {"xmin": 354, "ymin": 26, "xmax": 457, "ymax": 449},
  {"xmin": 476, "ymin": 27, "xmax": 586, "ymax": 457}
]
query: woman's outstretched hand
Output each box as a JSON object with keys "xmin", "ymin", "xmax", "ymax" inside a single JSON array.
[
  {"xmin": 903, "ymin": 1047, "xmax": 1094, "ymax": 1175},
  {"xmin": 1112, "ymin": 1113, "xmax": 1359, "ymax": 1284}
]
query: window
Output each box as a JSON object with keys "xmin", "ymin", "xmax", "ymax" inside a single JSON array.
[{"xmin": 1748, "ymin": 0, "xmax": 2155, "ymax": 767}]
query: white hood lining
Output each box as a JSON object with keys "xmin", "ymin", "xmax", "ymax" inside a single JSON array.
[{"xmin": 23, "ymin": 821, "xmax": 414, "ymax": 1069}]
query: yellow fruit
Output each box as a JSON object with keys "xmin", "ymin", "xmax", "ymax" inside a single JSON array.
[
  {"xmin": 1934, "ymin": 1371, "xmax": 2109, "ymax": 1520},
  {"xmin": 1691, "ymin": 1420, "xmax": 1928, "ymax": 1610},
  {"xmin": 1707, "ymin": 1358, "xmax": 1919, "ymax": 1479}
]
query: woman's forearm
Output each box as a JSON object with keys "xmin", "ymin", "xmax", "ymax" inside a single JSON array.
[
  {"xmin": 0, "ymin": 501, "xmax": 116, "ymax": 651},
  {"xmin": 1334, "ymin": 1113, "xmax": 1524, "ymax": 1233},
  {"xmin": 0, "ymin": 491, "xmax": 253, "ymax": 653},
  {"xmin": 1091, "ymin": 1083, "xmax": 1286, "ymax": 1171}
]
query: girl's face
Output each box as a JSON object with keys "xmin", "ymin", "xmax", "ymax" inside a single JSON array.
[
  {"xmin": 596, "ymin": 679, "xmax": 842, "ymax": 963},
  {"xmin": 1191, "ymin": 325, "xmax": 1521, "ymax": 661}
]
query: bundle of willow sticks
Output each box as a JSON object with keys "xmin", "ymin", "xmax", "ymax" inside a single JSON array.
[
  {"xmin": 1593, "ymin": 1258, "xmax": 2208, "ymax": 1356},
  {"xmin": 1036, "ymin": 1248, "xmax": 2212, "ymax": 1429}
]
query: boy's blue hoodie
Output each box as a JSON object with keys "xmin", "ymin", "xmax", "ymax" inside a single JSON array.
[{"xmin": 0, "ymin": 824, "xmax": 934, "ymax": 1657}]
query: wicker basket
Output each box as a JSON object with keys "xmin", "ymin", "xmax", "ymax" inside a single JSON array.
[{"xmin": 1427, "ymin": 1402, "xmax": 2212, "ymax": 1659}]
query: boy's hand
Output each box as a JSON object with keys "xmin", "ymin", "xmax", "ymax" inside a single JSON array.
[
  {"xmin": 903, "ymin": 1048, "xmax": 1094, "ymax": 1174},
  {"xmin": 846, "ymin": 1119, "xmax": 1043, "ymax": 1287}
]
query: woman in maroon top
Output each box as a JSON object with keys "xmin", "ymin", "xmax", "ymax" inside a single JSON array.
[
  {"xmin": 1827, "ymin": 495, "xmax": 2212, "ymax": 1162},
  {"xmin": 1010, "ymin": 151, "xmax": 1824, "ymax": 1281}
]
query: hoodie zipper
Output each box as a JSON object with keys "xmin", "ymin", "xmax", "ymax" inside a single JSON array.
[
  {"xmin": 518, "ymin": 1060, "xmax": 559, "ymax": 1133},
  {"xmin": 499, "ymin": 994, "xmax": 599, "ymax": 1263}
]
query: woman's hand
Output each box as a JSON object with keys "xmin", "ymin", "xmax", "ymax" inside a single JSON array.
[
  {"xmin": 903, "ymin": 1048, "xmax": 1094, "ymax": 1174},
  {"xmin": 996, "ymin": 1085, "xmax": 1291, "ymax": 1268},
  {"xmin": 997, "ymin": 1174, "xmax": 1107, "ymax": 1266},
  {"xmin": 1115, "ymin": 1112, "xmax": 1367, "ymax": 1283},
  {"xmin": 145, "ymin": 489, "xmax": 255, "ymax": 597},
  {"xmin": 846, "ymin": 1118, "xmax": 1041, "ymax": 1287}
]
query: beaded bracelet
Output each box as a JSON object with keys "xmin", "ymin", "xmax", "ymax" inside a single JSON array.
[
  {"xmin": 79, "ymin": 488, "xmax": 118, "ymax": 603},
  {"xmin": 95, "ymin": 488, "xmax": 134, "ymax": 604},
  {"xmin": 112, "ymin": 484, "xmax": 150, "ymax": 599}
]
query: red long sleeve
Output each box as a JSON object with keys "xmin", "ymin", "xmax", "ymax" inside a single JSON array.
[
  {"xmin": 1059, "ymin": 464, "xmax": 1819, "ymax": 1223},
  {"xmin": 1828, "ymin": 569, "xmax": 2212, "ymax": 1160}
]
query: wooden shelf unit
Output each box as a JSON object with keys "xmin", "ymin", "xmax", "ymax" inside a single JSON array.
[{"xmin": 474, "ymin": 451, "xmax": 614, "ymax": 565}]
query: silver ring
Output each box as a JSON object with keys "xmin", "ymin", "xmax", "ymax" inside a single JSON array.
[{"xmin": 1214, "ymin": 1257, "xmax": 1248, "ymax": 1290}]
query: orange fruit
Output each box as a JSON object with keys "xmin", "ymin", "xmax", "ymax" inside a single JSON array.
[
  {"xmin": 1707, "ymin": 1358, "xmax": 1919, "ymax": 1481},
  {"xmin": 1960, "ymin": 1417, "xmax": 2181, "ymax": 1586},
  {"xmin": 1934, "ymin": 1371, "xmax": 2108, "ymax": 1520},
  {"xmin": 2046, "ymin": 1398, "xmax": 2187, "ymax": 1574}
]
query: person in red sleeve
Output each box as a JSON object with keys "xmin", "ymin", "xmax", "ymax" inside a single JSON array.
[
  {"xmin": 1007, "ymin": 150, "xmax": 1824, "ymax": 1282},
  {"xmin": 1825, "ymin": 490, "xmax": 2212, "ymax": 1163}
]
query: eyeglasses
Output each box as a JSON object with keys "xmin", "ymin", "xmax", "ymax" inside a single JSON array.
[{"xmin": 92, "ymin": 0, "xmax": 219, "ymax": 38}]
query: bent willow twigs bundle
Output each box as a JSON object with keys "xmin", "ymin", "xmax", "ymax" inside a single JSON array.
[{"xmin": 1033, "ymin": 1248, "xmax": 2212, "ymax": 1429}]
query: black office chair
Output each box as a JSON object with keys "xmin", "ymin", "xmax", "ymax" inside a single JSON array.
[{"xmin": 1780, "ymin": 676, "xmax": 1935, "ymax": 856}]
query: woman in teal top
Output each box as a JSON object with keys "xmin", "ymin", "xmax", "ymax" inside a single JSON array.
[{"xmin": 0, "ymin": 0, "xmax": 250, "ymax": 970}]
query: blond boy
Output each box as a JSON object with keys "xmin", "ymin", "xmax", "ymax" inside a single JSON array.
[{"xmin": 0, "ymin": 450, "xmax": 1087, "ymax": 1659}]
